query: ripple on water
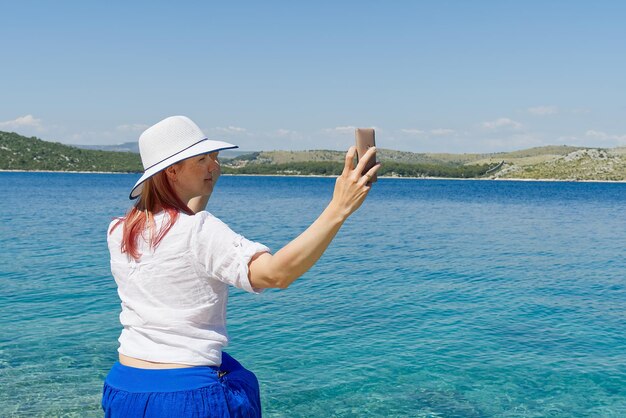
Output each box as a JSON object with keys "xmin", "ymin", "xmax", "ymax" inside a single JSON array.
[{"xmin": 1, "ymin": 173, "xmax": 626, "ymax": 416}]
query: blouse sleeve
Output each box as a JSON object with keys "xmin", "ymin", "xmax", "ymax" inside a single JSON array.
[{"xmin": 191, "ymin": 211, "xmax": 270, "ymax": 293}]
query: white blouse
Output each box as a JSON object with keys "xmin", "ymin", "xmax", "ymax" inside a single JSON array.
[{"xmin": 107, "ymin": 210, "xmax": 270, "ymax": 366}]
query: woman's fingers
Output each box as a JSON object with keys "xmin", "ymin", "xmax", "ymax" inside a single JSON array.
[
  {"xmin": 365, "ymin": 161, "xmax": 381, "ymax": 177},
  {"xmin": 332, "ymin": 149, "xmax": 381, "ymax": 218},
  {"xmin": 353, "ymin": 146, "xmax": 377, "ymax": 178},
  {"xmin": 357, "ymin": 162, "xmax": 382, "ymax": 186},
  {"xmin": 342, "ymin": 146, "xmax": 357, "ymax": 176}
]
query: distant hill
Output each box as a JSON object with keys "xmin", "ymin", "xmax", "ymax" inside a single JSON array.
[
  {"xmin": 226, "ymin": 149, "xmax": 450, "ymax": 165},
  {"xmin": 221, "ymin": 149, "xmax": 497, "ymax": 177},
  {"xmin": 0, "ymin": 131, "xmax": 142, "ymax": 172},
  {"xmin": 74, "ymin": 142, "xmax": 254, "ymax": 160},
  {"xmin": 225, "ymin": 146, "xmax": 585, "ymax": 166},
  {"xmin": 2, "ymin": 130, "xmax": 625, "ymax": 180},
  {"xmin": 223, "ymin": 145, "xmax": 626, "ymax": 181},
  {"xmin": 76, "ymin": 142, "xmax": 140, "ymax": 153},
  {"xmin": 492, "ymin": 148, "xmax": 626, "ymax": 181}
]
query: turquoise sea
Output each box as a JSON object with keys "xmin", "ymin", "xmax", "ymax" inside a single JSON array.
[{"xmin": 1, "ymin": 171, "xmax": 625, "ymax": 417}]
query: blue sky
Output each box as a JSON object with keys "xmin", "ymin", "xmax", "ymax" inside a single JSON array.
[{"xmin": 1, "ymin": 1, "xmax": 625, "ymax": 153}]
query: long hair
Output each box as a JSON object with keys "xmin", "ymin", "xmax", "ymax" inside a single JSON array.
[{"xmin": 110, "ymin": 170, "xmax": 193, "ymax": 260}]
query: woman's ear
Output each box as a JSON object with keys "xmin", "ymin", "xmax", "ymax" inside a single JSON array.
[{"xmin": 165, "ymin": 165, "xmax": 177, "ymax": 183}]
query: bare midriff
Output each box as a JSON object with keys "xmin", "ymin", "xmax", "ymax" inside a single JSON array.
[{"xmin": 119, "ymin": 353, "xmax": 196, "ymax": 369}]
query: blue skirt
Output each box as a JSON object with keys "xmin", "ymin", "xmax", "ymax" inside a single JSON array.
[{"xmin": 102, "ymin": 352, "xmax": 261, "ymax": 417}]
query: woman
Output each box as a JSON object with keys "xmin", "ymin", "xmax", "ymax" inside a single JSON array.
[{"xmin": 102, "ymin": 115, "xmax": 380, "ymax": 417}]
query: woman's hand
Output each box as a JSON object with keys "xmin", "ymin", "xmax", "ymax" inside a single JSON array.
[
  {"xmin": 248, "ymin": 146, "xmax": 381, "ymax": 289},
  {"xmin": 329, "ymin": 146, "xmax": 381, "ymax": 220}
]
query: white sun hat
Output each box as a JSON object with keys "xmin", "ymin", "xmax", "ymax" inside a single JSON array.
[{"xmin": 129, "ymin": 115, "xmax": 238, "ymax": 199}]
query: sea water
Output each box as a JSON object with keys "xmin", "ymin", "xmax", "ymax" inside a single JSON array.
[{"xmin": 1, "ymin": 172, "xmax": 625, "ymax": 417}]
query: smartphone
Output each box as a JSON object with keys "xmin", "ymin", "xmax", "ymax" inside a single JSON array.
[{"xmin": 355, "ymin": 128, "xmax": 377, "ymax": 182}]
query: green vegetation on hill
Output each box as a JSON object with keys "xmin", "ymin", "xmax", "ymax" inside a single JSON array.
[
  {"xmin": 229, "ymin": 148, "xmax": 469, "ymax": 165},
  {"xmin": 222, "ymin": 159, "xmax": 496, "ymax": 177},
  {"xmin": 494, "ymin": 148, "xmax": 626, "ymax": 181},
  {"xmin": 1, "ymin": 131, "xmax": 497, "ymax": 178},
  {"xmin": 2, "ymin": 131, "xmax": 625, "ymax": 180},
  {"xmin": 0, "ymin": 131, "xmax": 142, "ymax": 172}
]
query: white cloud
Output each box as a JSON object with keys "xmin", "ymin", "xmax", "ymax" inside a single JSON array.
[
  {"xmin": 482, "ymin": 118, "xmax": 523, "ymax": 130},
  {"xmin": 67, "ymin": 130, "xmax": 117, "ymax": 144},
  {"xmin": 429, "ymin": 128, "xmax": 456, "ymax": 136},
  {"xmin": 585, "ymin": 130, "xmax": 626, "ymax": 144},
  {"xmin": 273, "ymin": 128, "xmax": 303, "ymax": 139},
  {"xmin": 0, "ymin": 114, "xmax": 42, "ymax": 129},
  {"xmin": 214, "ymin": 126, "xmax": 247, "ymax": 134},
  {"xmin": 586, "ymin": 130, "xmax": 605, "ymax": 139},
  {"xmin": 400, "ymin": 128, "xmax": 424, "ymax": 135},
  {"xmin": 116, "ymin": 123, "xmax": 149, "ymax": 132},
  {"xmin": 399, "ymin": 128, "xmax": 455, "ymax": 137},
  {"xmin": 275, "ymin": 128, "xmax": 294, "ymax": 136},
  {"xmin": 324, "ymin": 126, "xmax": 357, "ymax": 135},
  {"xmin": 482, "ymin": 133, "xmax": 544, "ymax": 150},
  {"xmin": 528, "ymin": 106, "xmax": 558, "ymax": 116}
]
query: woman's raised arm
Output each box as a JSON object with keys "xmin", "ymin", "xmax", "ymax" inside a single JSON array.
[{"xmin": 248, "ymin": 146, "xmax": 380, "ymax": 289}]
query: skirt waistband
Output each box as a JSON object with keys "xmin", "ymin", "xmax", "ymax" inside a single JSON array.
[{"xmin": 105, "ymin": 361, "xmax": 221, "ymax": 393}]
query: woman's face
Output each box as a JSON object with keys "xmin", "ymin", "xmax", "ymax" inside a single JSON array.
[{"xmin": 171, "ymin": 152, "xmax": 221, "ymax": 203}]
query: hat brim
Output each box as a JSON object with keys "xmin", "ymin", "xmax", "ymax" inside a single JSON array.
[{"xmin": 129, "ymin": 138, "xmax": 238, "ymax": 199}]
